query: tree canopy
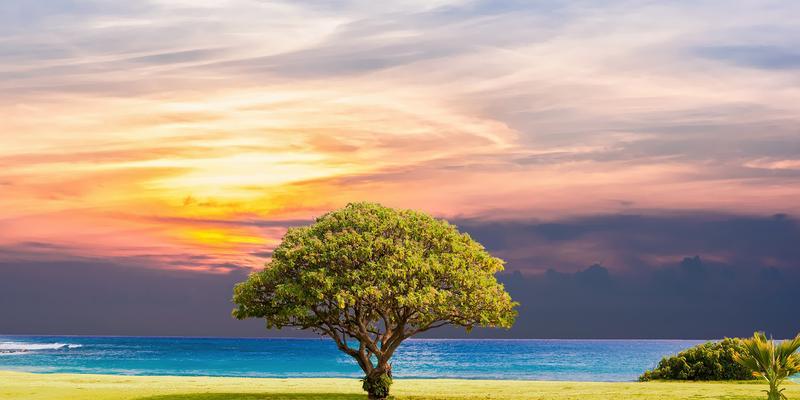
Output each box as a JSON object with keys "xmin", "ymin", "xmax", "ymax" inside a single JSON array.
[{"xmin": 232, "ymin": 202, "xmax": 517, "ymax": 398}]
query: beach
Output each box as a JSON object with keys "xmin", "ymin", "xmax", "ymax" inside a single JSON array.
[{"xmin": 0, "ymin": 370, "xmax": 794, "ymax": 400}]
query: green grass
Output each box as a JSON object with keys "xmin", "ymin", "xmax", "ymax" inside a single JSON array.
[
  {"xmin": 140, "ymin": 395, "xmax": 358, "ymax": 400},
  {"xmin": 0, "ymin": 370, "xmax": 796, "ymax": 400}
]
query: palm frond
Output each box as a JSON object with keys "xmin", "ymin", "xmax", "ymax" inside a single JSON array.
[{"xmin": 734, "ymin": 332, "xmax": 800, "ymax": 400}]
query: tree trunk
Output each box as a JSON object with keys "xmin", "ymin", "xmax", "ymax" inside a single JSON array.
[
  {"xmin": 766, "ymin": 382, "xmax": 780, "ymax": 400},
  {"xmin": 362, "ymin": 365, "xmax": 392, "ymax": 400}
]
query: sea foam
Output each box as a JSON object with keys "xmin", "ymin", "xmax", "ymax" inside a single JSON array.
[{"xmin": 0, "ymin": 342, "xmax": 82, "ymax": 352}]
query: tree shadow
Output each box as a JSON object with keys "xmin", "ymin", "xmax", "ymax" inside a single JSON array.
[{"xmin": 136, "ymin": 393, "xmax": 364, "ymax": 400}]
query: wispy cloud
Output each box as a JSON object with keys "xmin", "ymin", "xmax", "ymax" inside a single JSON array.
[
  {"xmin": 697, "ymin": 45, "xmax": 800, "ymax": 70},
  {"xmin": 1, "ymin": 0, "xmax": 799, "ymax": 271}
]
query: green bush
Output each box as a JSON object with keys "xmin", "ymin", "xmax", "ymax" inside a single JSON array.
[{"xmin": 640, "ymin": 338, "xmax": 755, "ymax": 381}]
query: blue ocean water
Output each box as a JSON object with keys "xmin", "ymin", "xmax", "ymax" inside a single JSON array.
[{"xmin": 0, "ymin": 336, "xmax": 704, "ymax": 381}]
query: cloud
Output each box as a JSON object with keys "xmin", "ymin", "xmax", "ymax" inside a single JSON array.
[
  {"xmin": 204, "ymin": 1, "xmax": 560, "ymax": 79},
  {"xmin": 2, "ymin": 211, "xmax": 799, "ymax": 338},
  {"xmin": 152, "ymin": 216, "xmax": 311, "ymax": 229},
  {"xmin": 697, "ymin": 45, "xmax": 800, "ymax": 70},
  {"xmin": 2, "ymin": 0, "xmax": 800, "ymax": 338},
  {"xmin": 0, "ymin": 1, "xmax": 152, "ymax": 34},
  {"xmin": 486, "ymin": 256, "xmax": 800, "ymax": 339},
  {"xmin": 0, "ymin": 258, "xmax": 269, "ymax": 337},
  {"xmin": 250, "ymin": 250, "xmax": 273, "ymax": 259},
  {"xmin": 456, "ymin": 212, "xmax": 800, "ymax": 273},
  {"xmin": 451, "ymin": 211, "xmax": 800, "ymax": 338}
]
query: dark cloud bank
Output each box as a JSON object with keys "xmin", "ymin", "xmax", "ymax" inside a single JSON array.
[{"xmin": 1, "ymin": 212, "xmax": 798, "ymax": 339}]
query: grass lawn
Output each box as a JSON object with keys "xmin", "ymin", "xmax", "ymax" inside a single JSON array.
[{"xmin": 0, "ymin": 370, "xmax": 796, "ymax": 400}]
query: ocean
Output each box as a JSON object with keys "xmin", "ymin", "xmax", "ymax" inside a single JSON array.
[{"xmin": 0, "ymin": 336, "xmax": 704, "ymax": 381}]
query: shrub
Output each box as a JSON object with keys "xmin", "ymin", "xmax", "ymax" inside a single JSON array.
[
  {"xmin": 639, "ymin": 338, "xmax": 755, "ymax": 381},
  {"xmin": 361, "ymin": 373, "xmax": 392, "ymax": 399}
]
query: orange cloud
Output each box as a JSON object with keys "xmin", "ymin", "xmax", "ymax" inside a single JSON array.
[{"xmin": 2, "ymin": 0, "xmax": 799, "ymax": 272}]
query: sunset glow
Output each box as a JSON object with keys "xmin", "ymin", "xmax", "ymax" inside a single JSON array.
[{"xmin": 2, "ymin": 0, "xmax": 799, "ymax": 273}]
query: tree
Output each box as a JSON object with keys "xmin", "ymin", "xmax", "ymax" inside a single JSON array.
[
  {"xmin": 232, "ymin": 202, "xmax": 517, "ymax": 399},
  {"xmin": 733, "ymin": 332, "xmax": 800, "ymax": 400}
]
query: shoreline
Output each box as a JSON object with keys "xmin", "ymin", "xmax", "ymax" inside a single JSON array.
[{"xmin": 0, "ymin": 368, "xmax": 641, "ymax": 382}]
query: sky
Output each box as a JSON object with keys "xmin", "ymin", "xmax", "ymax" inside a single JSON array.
[{"xmin": 1, "ymin": 0, "xmax": 799, "ymax": 338}]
